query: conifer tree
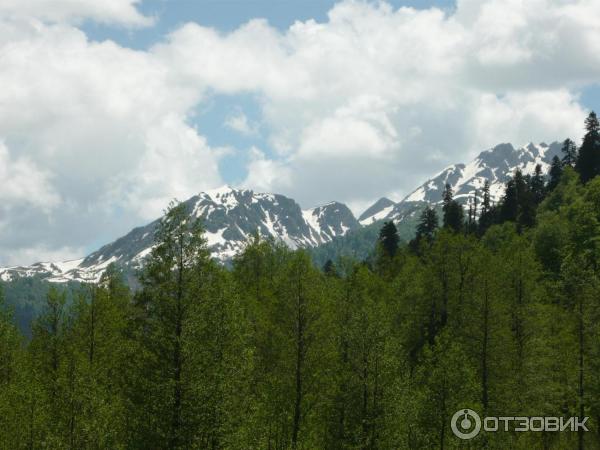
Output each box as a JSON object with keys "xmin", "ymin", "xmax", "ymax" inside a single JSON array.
[
  {"xmin": 466, "ymin": 192, "xmax": 480, "ymax": 234},
  {"xmin": 501, "ymin": 177, "xmax": 518, "ymax": 222},
  {"xmin": 416, "ymin": 206, "xmax": 438, "ymax": 242},
  {"xmin": 500, "ymin": 169, "xmax": 536, "ymax": 230},
  {"xmin": 561, "ymin": 138, "xmax": 578, "ymax": 167},
  {"xmin": 467, "ymin": 197, "xmax": 474, "ymax": 230},
  {"xmin": 575, "ymin": 111, "xmax": 600, "ymax": 183},
  {"xmin": 478, "ymin": 180, "xmax": 495, "ymax": 234},
  {"xmin": 442, "ymin": 184, "xmax": 464, "ymax": 232},
  {"xmin": 323, "ymin": 259, "xmax": 337, "ymax": 276},
  {"xmin": 529, "ymin": 164, "xmax": 546, "ymax": 205},
  {"xmin": 378, "ymin": 221, "xmax": 399, "ymax": 258},
  {"xmin": 481, "ymin": 180, "xmax": 491, "ymax": 216},
  {"xmin": 547, "ymin": 155, "xmax": 564, "ymax": 192}
]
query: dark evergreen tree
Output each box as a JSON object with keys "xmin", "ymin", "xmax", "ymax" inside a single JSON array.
[
  {"xmin": 442, "ymin": 184, "xmax": 464, "ymax": 232},
  {"xmin": 467, "ymin": 197, "xmax": 474, "ymax": 228},
  {"xmin": 500, "ymin": 177, "xmax": 518, "ymax": 222},
  {"xmin": 378, "ymin": 221, "xmax": 399, "ymax": 258},
  {"xmin": 547, "ymin": 155, "xmax": 563, "ymax": 192},
  {"xmin": 529, "ymin": 164, "xmax": 545, "ymax": 205},
  {"xmin": 466, "ymin": 192, "xmax": 479, "ymax": 234},
  {"xmin": 499, "ymin": 170, "xmax": 536, "ymax": 231},
  {"xmin": 575, "ymin": 111, "xmax": 600, "ymax": 183},
  {"xmin": 323, "ymin": 259, "xmax": 337, "ymax": 277},
  {"xmin": 481, "ymin": 180, "xmax": 491, "ymax": 216},
  {"xmin": 416, "ymin": 206, "xmax": 438, "ymax": 241},
  {"xmin": 442, "ymin": 183, "xmax": 453, "ymax": 208},
  {"xmin": 478, "ymin": 180, "xmax": 495, "ymax": 235},
  {"xmin": 410, "ymin": 207, "xmax": 439, "ymax": 253},
  {"xmin": 561, "ymin": 138, "xmax": 578, "ymax": 167}
]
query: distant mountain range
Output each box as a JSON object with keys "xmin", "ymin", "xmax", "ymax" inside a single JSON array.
[
  {"xmin": 0, "ymin": 141, "xmax": 562, "ymax": 283},
  {"xmin": 358, "ymin": 141, "xmax": 562, "ymax": 225}
]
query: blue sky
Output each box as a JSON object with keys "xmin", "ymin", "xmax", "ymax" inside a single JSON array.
[{"xmin": 84, "ymin": 0, "xmax": 457, "ymax": 45}]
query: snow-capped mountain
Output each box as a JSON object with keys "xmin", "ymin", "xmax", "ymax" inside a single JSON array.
[
  {"xmin": 0, "ymin": 141, "xmax": 564, "ymax": 284},
  {"xmin": 0, "ymin": 186, "xmax": 360, "ymax": 283},
  {"xmin": 358, "ymin": 198, "xmax": 395, "ymax": 226},
  {"xmin": 359, "ymin": 141, "xmax": 562, "ymax": 225}
]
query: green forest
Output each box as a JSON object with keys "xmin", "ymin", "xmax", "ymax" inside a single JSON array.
[{"xmin": 2, "ymin": 113, "xmax": 600, "ymax": 449}]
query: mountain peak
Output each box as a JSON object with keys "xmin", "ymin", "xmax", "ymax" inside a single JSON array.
[
  {"xmin": 1, "ymin": 187, "xmax": 358, "ymax": 283},
  {"xmin": 361, "ymin": 140, "xmax": 562, "ymax": 226},
  {"xmin": 201, "ymin": 184, "xmax": 244, "ymax": 203},
  {"xmin": 358, "ymin": 197, "xmax": 396, "ymax": 225}
]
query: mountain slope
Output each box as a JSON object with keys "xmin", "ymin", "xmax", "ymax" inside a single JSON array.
[
  {"xmin": 0, "ymin": 187, "xmax": 360, "ymax": 283},
  {"xmin": 1, "ymin": 141, "xmax": 564, "ymax": 284},
  {"xmin": 358, "ymin": 198, "xmax": 395, "ymax": 226},
  {"xmin": 359, "ymin": 141, "xmax": 562, "ymax": 225}
]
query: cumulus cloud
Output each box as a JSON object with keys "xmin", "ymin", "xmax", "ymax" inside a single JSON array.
[
  {"xmin": 0, "ymin": 142, "xmax": 60, "ymax": 213},
  {"xmin": 0, "ymin": 17, "xmax": 224, "ymax": 265},
  {"xmin": 0, "ymin": 0, "xmax": 153, "ymax": 27},
  {"xmin": 1, "ymin": 0, "xmax": 600, "ymax": 265},
  {"xmin": 154, "ymin": 0, "xmax": 598, "ymax": 208},
  {"xmin": 243, "ymin": 147, "xmax": 292, "ymax": 193}
]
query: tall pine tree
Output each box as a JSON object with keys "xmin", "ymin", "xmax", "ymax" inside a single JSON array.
[
  {"xmin": 561, "ymin": 138, "xmax": 578, "ymax": 167},
  {"xmin": 575, "ymin": 111, "xmax": 600, "ymax": 183},
  {"xmin": 547, "ymin": 155, "xmax": 563, "ymax": 192},
  {"xmin": 379, "ymin": 221, "xmax": 399, "ymax": 258},
  {"xmin": 442, "ymin": 184, "xmax": 464, "ymax": 232}
]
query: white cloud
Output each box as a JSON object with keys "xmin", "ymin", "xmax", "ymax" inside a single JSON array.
[
  {"xmin": 0, "ymin": 141, "xmax": 60, "ymax": 213},
  {"xmin": 2, "ymin": 245, "xmax": 85, "ymax": 268},
  {"xmin": 0, "ymin": 18, "xmax": 224, "ymax": 265},
  {"xmin": 1, "ymin": 0, "xmax": 600, "ymax": 265},
  {"xmin": 242, "ymin": 147, "xmax": 292, "ymax": 194},
  {"xmin": 472, "ymin": 90, "xmax": 587, "ymax": 149},
  {"xmin": 153, "ymin": 0, "xmax": 598, "ymax": 207},
  {"xmin": 0, "ymin": 0, "xmax": 153, "ymax": 27},
  {"xmin": 113, "ymin": 114, "xmax": 225, "ymax": 220},
  {"xmin": 225, "ymin": 110, "xmax": 259, "ymax": 136}
]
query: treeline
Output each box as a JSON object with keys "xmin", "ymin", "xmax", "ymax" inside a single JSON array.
[{"xmin": 1, "ymin": 113, "xmax": 600, "ymax": 449}]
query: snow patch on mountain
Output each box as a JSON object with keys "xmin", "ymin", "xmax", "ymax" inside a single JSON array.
[
  {"xmin": 358, "ymin": 197, "xmax": 396, "ymax": 225},
  {"xmin": 359, "ymin": 141, "xmax": 562, "ymax": 225},
  {"xmin": 0, "ymin": 142, "xmax": 564, "ymax": 284},
  {"xmin": 0, "ymin": 187, "xmax": 360, "ymax": 283}
]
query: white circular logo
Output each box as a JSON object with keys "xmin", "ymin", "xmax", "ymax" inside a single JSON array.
[{"xmin": 451, "ymin": 409, "xmax": 481, "ymax": 440}]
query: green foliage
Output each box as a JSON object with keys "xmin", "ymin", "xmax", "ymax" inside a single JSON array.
[
  {"xmin": 6, "ymin": 114, "xmax": 600, "ymax": 447},
  {"xmin": 378, "ymin": 221, "xmax": 400, "ymax": 259},
  {"xmin": 576, "ymin": 111, "xmax": 600, "ymax": 183},
  {"xmin": 2, "ymin": 276, "xmax": 81, "ymax": 337},
  {"xmin": 562, "ymin": 138, "xmax": 578, "ymax": 168},
  {"xmin": 308, "ymin": 220, "xmax": 384, "ymax": 268},
  {"xmin": 548, "ymin": 155, "xmax": 564, "ymax": 192},
  {"xmin": 442, "ymin": 184, "xmax": 464, "ymax": 232},
  {"xmin": 410, "ymin": 206, "xmax": 439, "ymax": 252}
]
